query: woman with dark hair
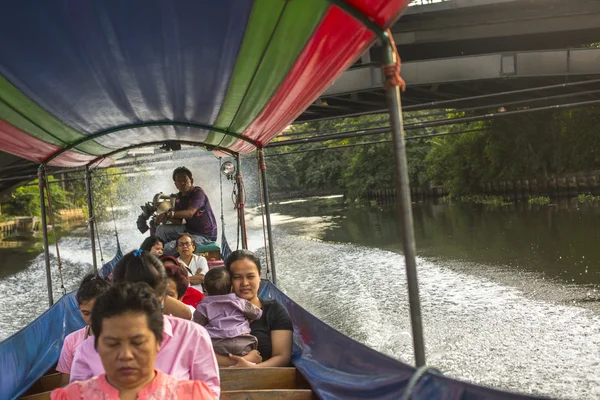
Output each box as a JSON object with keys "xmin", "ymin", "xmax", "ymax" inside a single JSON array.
[
  {"xmin": 161, "ymin": 255, "xmax": 204, "ymax": 308},
  {"xmin": 176, "ymin": 233, "xmax": 209, "ymax": 292},
  {"xmin": 140, "ymin": 236, "xmax": 164, "ymax": 256},
  {"xmin": 218, "ymin": 250, "xmax": 293, "ymax": 368},
  {"xmin": 51, "ymin": 282, "xmax": 215, "ymax": 399},
  {"xmin": 56, "ymin": 274, "xmax": 110, "ymax": 383},
  {"xmin": 70, "ymin": 250, "xmax": 220, "ymax": 397}
]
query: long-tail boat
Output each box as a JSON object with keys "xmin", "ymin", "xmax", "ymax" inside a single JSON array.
[{"xmin": 0, "ymin": 1, "xmax": 548, "ymax": 399}]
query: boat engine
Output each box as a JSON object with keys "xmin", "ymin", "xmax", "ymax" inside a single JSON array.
[{"xmin": 136, "ymin": 192, "xmax": 177, "ymax": 235}]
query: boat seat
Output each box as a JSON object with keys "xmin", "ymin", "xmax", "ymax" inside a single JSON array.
[
  {"xmin": 194, "ymin": 241, "xmax": 221, "ymax": 260},
  {"xmin": 20, "ymin": 389, "xmax": 317, "ymax": 400},
  {"xmin": 18, "ymin": 391, "xmax": 51, "ymax": 400},
  {"xmin": 19, "ymin": 373, "xmax": 62, "ymax": 398},
  {"xmin": 221, "ymin": 390, "xmax": 317, "ymax": 400},
  {"xmin": 220, "ymin": 367, "xmax": 310, "ymax": 391},
  {"xmin": 20, "ymin": 368, "xmax": 315, "ymax": 399},
  {"xmin": 195, "ymin": 242, "xmax": 220, "ymax": 253}
]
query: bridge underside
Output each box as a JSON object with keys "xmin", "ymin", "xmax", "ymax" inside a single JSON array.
[
  {"xmin": 295, "ymin": 48, "xmax": 600, "ymax": 122},
  {"xmin": 295, "ymin": 0, "xmax": 600, "ymax": 122}
]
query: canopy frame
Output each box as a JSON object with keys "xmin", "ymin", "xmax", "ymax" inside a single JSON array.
[{"xmin": 39, "ymin": 121, "xmax": 256, "ymax": 168}]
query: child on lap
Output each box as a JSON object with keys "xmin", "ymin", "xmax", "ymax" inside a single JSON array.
[{"xmin": 193, "ymin": 267, "xmax": 261, "ymax": 356}]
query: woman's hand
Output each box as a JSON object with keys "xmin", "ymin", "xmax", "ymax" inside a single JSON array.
[
  {"xmin": 245, "ymin": 350, "xmax": 262, "ymax": 364},
  {"xmin": 228, "ymin": 354, "xmax": 257, "ymax": 368},
  {"xmin": 215, "ymin": 350, "xmax": 261, "ymax": 367}
]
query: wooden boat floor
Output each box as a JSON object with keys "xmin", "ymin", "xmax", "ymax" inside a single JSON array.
[{"xmin": 19, "ymin": 367, "xmax": 317, "ymax": 399}]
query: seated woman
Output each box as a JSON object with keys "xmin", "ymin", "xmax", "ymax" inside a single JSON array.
[
  {"xmin": 56, "ymin": 274, "xmax": 110, "ymax": 384},
  {"xmin": 51, "ymin": 282, "xmax": 215, "ymax": 399},
  {"xmin": 219, "ymin": 250, "xmax": 293, "ymax": 368},
  {"xmin": 194, "ymin": 267, "xmax": 262, "ymax": 358},
  {"xmin": 175, "ymin": 233, "xmax": 208, "ymax": 292},
  {"xmin": 140, "ymin": 236, "xmax": 164, "ymax": 256},
  {"xmin": 161, "ymin": 255, "xmax": 204, "ymax": 307},
  {"xmin": 164, "ymin": 264, "xmax": 202, "ymax": 317},
  {"xmin": 70, "ymin": 250, "xmax": 220, "ymax": 398}
]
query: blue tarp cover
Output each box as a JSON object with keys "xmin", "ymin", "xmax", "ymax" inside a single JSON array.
[
  {"xmin": 0, "ymin": 248, "xmax": 122, "ymax": 400},
  {"xmin": 0, "ymin": 292, "xmax": 83, "ymax": 400}
]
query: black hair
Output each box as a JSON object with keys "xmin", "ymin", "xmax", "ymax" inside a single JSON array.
[
  {"xmin": 91, "ymin": 282, "xmax": 163, "ymax": 349},
  {"xmin": 76, "ymin": 273, "xmax": 111, "ymax": 305},
  {"xmin": 176, "ymin": 233, "xmax": 196, "ymax": 248},
  {"xmin": 204, "ymin": 267, "xmax": 231, "ymax": 296},
  {"xmin": 172, "ymin": 166, "xmax": 193, "ymax": 181},
  {"xmin": 225, "ymin": 249, "xmax": 262, "ymax": 274},
  {"xmin": 112, "ymin": 250, "xmax": 168, "ymax": 298},
  {"xmin": 140, "ymin": 236, "xmax": 162, "ymax": 253}
]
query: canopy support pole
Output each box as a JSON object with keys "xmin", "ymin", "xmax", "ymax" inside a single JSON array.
[
  {"xmin": 38, "ymin": 168, "xmax": 54, "ymax": 306},
  {"xmin": 85, "ymin": 166, "xmax": 98, "ymax": 273},
  {"xmin": 258, "ymin": 149, "xmax": 277, "ymax": 285},
  {"xmin": 236, "ymin": 155, "xmax": 248, "ymax": 250},
  {"xmin": 382, "ymin": 43, "xmax": 426, "ymax": 367}
]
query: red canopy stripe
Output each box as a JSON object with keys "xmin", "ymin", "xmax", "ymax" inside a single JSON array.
[
  {"xmin": 0, "ymin": 119, "xmax": 112, "ymax": 167},
  {"xmin": 230, "ymin": 0, "xmax": 410, "ymax": 153}
]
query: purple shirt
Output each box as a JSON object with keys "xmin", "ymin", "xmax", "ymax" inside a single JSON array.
[
  {"xmin": 175, "ymin": 186, "xmax": 217, "ymax": 240},
  {"xmin": 70, "ymin": 315, "xmax": 220, "ymax": 398},
  {"xmin": 193, "ymin": 293, "xmax": 262, "ymax": 339}
]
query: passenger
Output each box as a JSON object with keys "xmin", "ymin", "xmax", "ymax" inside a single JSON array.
[
  {"xmin": 175, "ymin": 233, "xmax": 209, "ymax": 293},
  {"xmin": 219, "ymin": 250, "xmax": 293, "ymax": 368},
  {"xmin": 161, "ymin": 255, "xmax": 204, "ymax": 307},
  {"xmin": 164, "ymin": 263, "xmax": 202, "ymax": 315},
  {"xmin": 194, "ymin": 267, "xmax": 262, "ymax": 359},
  {"xmin": 155, "ymin": 166, "xmax": 217, "ymax": 256},
  {"xmin": 70, "ymin": 250, "xmax": 220, "ymax": 398},
  {"xmin": 140, "ymin": 236, "xmax": 164, "ymax": 256},
  {"xmin": 56, "ymin": 274, "xmax": 110, "ymax": 384},
  {"xmin": 51, "ymin": 282, "xmax": 215, "ymax": 400}
]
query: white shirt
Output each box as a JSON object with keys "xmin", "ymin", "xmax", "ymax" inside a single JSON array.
[{"xmin": 178, "ymin": 253, "xmax": 208, "ymax": 292}]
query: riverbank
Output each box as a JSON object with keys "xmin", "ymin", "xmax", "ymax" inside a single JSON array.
[{"xmin": 0, "ymin": 220, "xmax": 86, "ymax": 280}]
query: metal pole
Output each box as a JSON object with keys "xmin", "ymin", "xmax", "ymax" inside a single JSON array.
[
  {"xmin": 85, "ymin": 166, "xmax": 98, "ymax": 273},
  {"xmin": 236, "ymin": 155, "xmax": 248, "ymax": 249},
  {"xmin": 258, "ymin": 149, "xmax": 277, "ymax": 285},
  {"xmin": 38, "ymin": 168, "xmax": 54, "ymax": 306},
  {"xmin": 382, "ymin": 43, "xmax": 426, "ymax": 367}
]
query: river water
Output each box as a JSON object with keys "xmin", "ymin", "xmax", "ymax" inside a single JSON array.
[{"xmin": 1, "ymin": 194, "xmax": 599, "ymax": 399}]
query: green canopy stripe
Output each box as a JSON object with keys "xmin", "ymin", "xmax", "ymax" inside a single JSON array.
[
  {"xmin": 214, "ymin": 0, "xmax": 328, "ymax": 148},
  {"xmin": 0, "ymin": 77, "xmax": 112, "ymax": 155}
]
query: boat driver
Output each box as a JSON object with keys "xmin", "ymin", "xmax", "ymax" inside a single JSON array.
[{"xmin": 155, "ymin": 167, "xmax": 217, "ymax": 256}]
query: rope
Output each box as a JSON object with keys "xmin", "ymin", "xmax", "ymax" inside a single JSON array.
[
  {"xmin": 383, "ymin": 28, "xmax": 406, "ymax": 92},
  {"xmin": 256, "ymin": 152, "xmax": 271, "ymax": 280},
  {"xmin": 89, "ymin": 173, "xmax": 105, "ymax": 265},
  {"xmin": 42, "ymin": 169, "xmax": 66, "ymax": 296},
  {"xmin": 93, "ymin": 214, "xmax": 105, "ymax": 265},
  {"xmin": 401, "ymin": 365, "xmax": 442, "ymax": 400},
  {"xmin": 103, "ymin": 168, "xmax": 120, "ymax": 240},
  {"xmin": 236, "ymin": 171, "xmax": 248, "ymax": 247},
  {"xmin": 218, "ymin": 158, "xmax": 228, "ymax": 244}
]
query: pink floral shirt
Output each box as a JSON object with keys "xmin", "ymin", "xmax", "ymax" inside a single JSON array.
[
  {"xmin": 56, "ymin": 327, "xmax": 89, "ymax": 374},
  {"xmin": 51, "ymin": 370, "xmax": 215, "ymax": 399}
]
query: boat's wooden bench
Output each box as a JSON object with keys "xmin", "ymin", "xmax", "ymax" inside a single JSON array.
[{"xmin": 19, "ymin": 367, "xmax": 317, "ymax": 399}]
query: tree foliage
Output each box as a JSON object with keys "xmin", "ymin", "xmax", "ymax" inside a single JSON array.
[{"xmin": 262, "ymin": 105, "xmax": 600, "ymax": 200}]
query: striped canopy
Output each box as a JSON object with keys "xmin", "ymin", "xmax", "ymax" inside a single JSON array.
[{"xmin": 0, "ymin": 0, "xmax": 408, "ymax": 171}]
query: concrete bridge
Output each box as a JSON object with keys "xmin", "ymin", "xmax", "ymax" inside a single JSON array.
[{"xmin": 297, "ymin": 0, "xmax": 600, "ymax": 122}]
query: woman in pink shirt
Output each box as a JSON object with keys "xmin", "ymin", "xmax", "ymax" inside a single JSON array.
[
  {"xmin": 52, "ymin": 282, "xmax": 214, "ymax": 399},
  {"xmin": 56, "ymin": 274, "xmax": 110, "ymax": 383},
  {"xmin": 69, "ymin": 250, "xmax": 220, "ymax": 397}
]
